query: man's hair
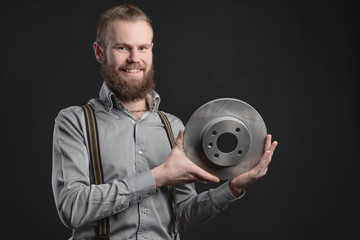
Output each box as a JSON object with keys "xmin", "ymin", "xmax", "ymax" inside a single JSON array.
[{"xmin": 96, "ymin": 4, "xmax": 152, "ymax": 48}]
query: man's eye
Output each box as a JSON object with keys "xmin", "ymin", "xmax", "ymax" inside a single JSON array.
[{"xmin": 117, "ymin": 47, "xmax": 127, "ymax": 50}]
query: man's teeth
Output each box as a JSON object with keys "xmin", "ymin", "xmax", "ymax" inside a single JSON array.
[{"xmin": 124, "ymin": 69, "xmax": 141, "ymax": 73}]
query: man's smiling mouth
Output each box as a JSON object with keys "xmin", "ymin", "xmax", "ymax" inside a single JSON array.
[{"xmin": 124, "ymin": 68, "xmax": 141, "ymax": 73}]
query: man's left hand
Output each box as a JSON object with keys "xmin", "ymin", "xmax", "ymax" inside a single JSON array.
[{"xmin": 229, "ymin": 134, "xmax": 278, "ymax": 197}]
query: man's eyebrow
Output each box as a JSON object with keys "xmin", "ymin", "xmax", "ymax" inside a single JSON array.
[
  {"xmin": 139, "ymin": 43, "xmax": 153, "ymax": 47},
  {"xmin": 113, "ymin": 42, "xmax": 130, "ymax": 48},
  {"xmin": 113, "ymin": 43, "xmax": 152, "ymax": 48}
]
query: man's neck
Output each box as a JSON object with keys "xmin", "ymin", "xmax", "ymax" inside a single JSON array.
[
  {"xmin": 122, "ymin": 98, "xmax": 148, "ymax": 120},
  {"xmin": 122, "ymin": 98, "xmax": 147, "ymax": 111}
]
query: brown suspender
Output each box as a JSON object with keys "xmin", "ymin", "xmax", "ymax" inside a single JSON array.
[
  {"xmin": 82, "ymin": 105, "xmax": 179, "ymax": 240},
  {"xmin": 82, "ymin": 104, "xmax": 110, "ymax": 240},
  {"xmin": 158, "ymin": 111, "xmax": 180, "ymax": 240}
]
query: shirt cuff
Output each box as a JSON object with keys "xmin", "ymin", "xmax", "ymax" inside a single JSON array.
[
  {"xmin": 125, "ymin": 170, "xmax": 157, "ymax": 205},
  {"xmin": 210, "ymin": 180, "xmax": 246, "ymax": 209},
  {"xmin": 228, "ymin": 186, "xmax": 246, "ymax": 200}
]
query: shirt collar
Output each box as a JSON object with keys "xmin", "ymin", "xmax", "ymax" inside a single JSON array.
[{"xmin": 99, "ymin": 82, "xmax": 161, "ymax": 113}]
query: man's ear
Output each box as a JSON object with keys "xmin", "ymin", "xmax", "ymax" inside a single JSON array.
[{"xmin": 93, "ymin": 42, "xmax": 104, "ymax": 63}]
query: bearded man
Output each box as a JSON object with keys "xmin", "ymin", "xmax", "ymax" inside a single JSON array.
[{"xmin": 52, "ymin": 4, "xmax": 278, "ymax": 240}]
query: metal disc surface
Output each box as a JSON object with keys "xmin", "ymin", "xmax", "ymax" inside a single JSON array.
[{"xmin": 184, "ymin": 98, "xmax": 267, "ymax": 180}]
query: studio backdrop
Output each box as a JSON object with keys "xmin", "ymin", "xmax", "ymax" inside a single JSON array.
[{"xmin": 1, "ymin": 0, "xmax": 358, "ymax": 239}]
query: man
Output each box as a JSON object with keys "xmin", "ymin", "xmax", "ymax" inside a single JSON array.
[{"xmin": 52, "ymin": 4, "xmax": 278, "ymax": 240}]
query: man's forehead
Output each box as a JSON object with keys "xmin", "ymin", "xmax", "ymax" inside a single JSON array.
[{"xmin": 108, "ymin": 19, "xmax": 153, "ymax": 41}]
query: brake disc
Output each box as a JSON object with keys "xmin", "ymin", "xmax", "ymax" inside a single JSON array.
[{"xmin": 184, "ymin": 98, "xmax": 267, "ymax": 180}]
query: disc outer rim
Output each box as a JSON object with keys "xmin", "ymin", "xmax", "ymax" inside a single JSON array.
[{"xmin": 184, "ymin": 98, "xmax": 267, "ymax": 180}]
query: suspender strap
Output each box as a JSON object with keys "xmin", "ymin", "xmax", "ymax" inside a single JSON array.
[
  {"xmin": 82, "ymin": 107, "xmax": 177, "ymax": 239},
  {"xmin": 158, "ymin": 111, "xmax": 180, "ymax": 240},
  {"xmin": 82, "ymin": 104, "xmax": 110, "ymax": 240}
]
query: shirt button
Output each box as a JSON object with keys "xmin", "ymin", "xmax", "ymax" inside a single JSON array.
[{"xmin": 138, "ymin": 150, "xmax": 143, "ymax": 155}]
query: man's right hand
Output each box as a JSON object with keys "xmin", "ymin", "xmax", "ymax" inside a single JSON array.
[{"xmin": 151, "ymin": 130, "xmax": 220, "ymax": 187}]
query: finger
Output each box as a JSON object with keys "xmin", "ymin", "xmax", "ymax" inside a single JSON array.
[
  {"xmin": 262, "ymin": 150, "xmax": 273, "ymax": 165},
  {"xmin": 270, "ymin": 140, "xmax": 278, "ymax": 152},
  {"xmin": 254, "ymin": 150, "xmax": 272, "ymax": 173},
  {"xmin": 192, "ymin": 164, "xmax": 220, "ymax": 183},
  {"xmin": 264, "ymin": 134, "xmax": 272, "ymax": 152},
  {"xmin": 191, "ymin": 176, "xmax": 209, "ymax": 184},
  {"xmin": 175, "ymin": 130, "xmax": 184, "ymax": 149}
]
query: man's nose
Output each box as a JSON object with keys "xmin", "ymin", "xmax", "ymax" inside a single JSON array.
[{"xmin": 127, "ymin": 49, "xmax": 140, "ymax": 63}]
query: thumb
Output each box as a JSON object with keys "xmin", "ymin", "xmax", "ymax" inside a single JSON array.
[
  {"xmin": 192, "ymin": 164, "xmax": 220, "ymax": 183},
  {"xmin": 175, "ymin": 130, "xmax": 184, "ymax": 149}
]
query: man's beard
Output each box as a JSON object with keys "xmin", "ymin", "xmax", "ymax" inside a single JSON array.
[{"xmin": 101, "ymin": 62, "xmax": 155, "ymax": 101}]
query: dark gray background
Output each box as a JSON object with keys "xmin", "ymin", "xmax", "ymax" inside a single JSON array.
[{"xmin": 1, "ymin": 0, "xmax": 358, "ymax": 239}]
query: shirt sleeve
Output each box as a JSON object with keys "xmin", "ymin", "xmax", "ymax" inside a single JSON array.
[
  {"xmin": 51, "ymin": 107, "xmax": 156, "ymax": 229},
  {"xmin": 164, "ymin": 112, "xmax": 245, "ymax": 233},
  {"xmin": 176, "ymin": 181, "xmax": 245, "ymax": 233}
]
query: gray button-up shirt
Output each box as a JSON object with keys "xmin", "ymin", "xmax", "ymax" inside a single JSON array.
[{"xmin": 52, "ymin": 83, "xmax": 242, "ymax": 240}]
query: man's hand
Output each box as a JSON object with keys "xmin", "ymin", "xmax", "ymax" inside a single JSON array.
[
  {"xmin": 229, "ymin": 134, "xmax": 278, "ymax": 197},
  {"xmin": 152, "ymin": 130, "xmax": 220, "ymax": 187}
]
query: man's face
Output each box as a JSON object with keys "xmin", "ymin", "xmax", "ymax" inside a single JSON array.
[{"xmin": 99, "ymin": 20, "xmax": 154, "ymax": 100}]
